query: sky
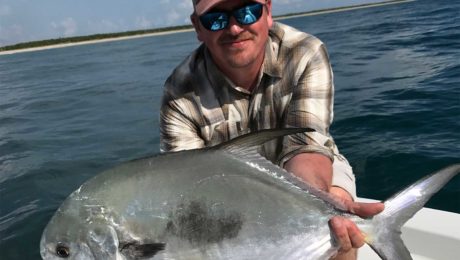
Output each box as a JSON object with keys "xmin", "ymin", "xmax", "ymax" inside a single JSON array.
[{"xmin": 0, "ymin": 0, "xmax": 383, "ymax": 47}]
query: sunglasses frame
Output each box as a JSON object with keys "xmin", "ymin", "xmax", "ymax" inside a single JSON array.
[{"xmin": 199, "ymin": 2, "xmax": 264, "ymax": 32}]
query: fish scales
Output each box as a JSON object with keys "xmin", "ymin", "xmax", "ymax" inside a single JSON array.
[
  {"xmin": 45, "ymin": 151, "xmax": 338, "ymax": 258},
  {"xmin": 40, "ymin": 128, "xmax": 460, "ymax": 260}
]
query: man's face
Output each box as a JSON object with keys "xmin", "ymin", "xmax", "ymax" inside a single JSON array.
[{"xmin": 192, "ymin": 0, "xmax": 273, "ymax": 72}]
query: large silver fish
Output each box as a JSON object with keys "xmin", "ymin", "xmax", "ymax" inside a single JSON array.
[{"xmin": 40, "ymin": 128, "xmax": 459, "ymax": 260}]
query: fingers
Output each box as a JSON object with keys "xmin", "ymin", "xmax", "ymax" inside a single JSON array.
[
  {"xmin": 328, "ymin": 188, "xmax": 384, "ymax": 256},
  {"xmin": 329, "ymin": 186, "xmax": 385, "ymax": 218},
  {"xmin": 348, "ymin": 201, "xmax": 385, "ymax": 218},
  {"xmin": 329, "ymin": 217, "xmax": 365, "ymax": 253},
  {"xmin": 330, "ymin": 186, "xmax": 353, "ymax": 201}
]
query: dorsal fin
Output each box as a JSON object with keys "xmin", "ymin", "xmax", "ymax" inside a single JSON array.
[
  {"xmin": 215, "ymin": 128, "xmax": 314, "ymax": 153},
  {"xmin": 214, "ymin": 128, "xmax": 348, "ymax": 211}
]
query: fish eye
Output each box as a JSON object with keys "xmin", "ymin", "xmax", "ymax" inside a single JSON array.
[{"xmin": 55, "ymin": 244, "xmax": 70, "ymax": 258}]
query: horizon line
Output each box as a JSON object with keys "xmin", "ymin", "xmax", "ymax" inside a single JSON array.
[{"xmin": 0, "ymin": 0, "xmax": 415, "ymax": 55}]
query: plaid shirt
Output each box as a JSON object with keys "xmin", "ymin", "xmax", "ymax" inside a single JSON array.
[{"xmin": 160, "ymin": 22, "xmax": 349, "ymax": 168}]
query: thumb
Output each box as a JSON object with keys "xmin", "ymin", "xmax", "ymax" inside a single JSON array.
[{"xmin": 347, "ymin": 201, "xmax": 384, "ymax": 218}]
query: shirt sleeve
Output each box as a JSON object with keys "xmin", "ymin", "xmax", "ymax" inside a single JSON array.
[
  {"xmin": 160, "ymin": 90, "xmax": 205, "ymax": 152},
  {"xmin": 278, "ymin": 43, "xmax": 336, "ymax": 166},
  {"xmin": 278, "ymin": 43, "xmax": 357, "ymax": 198}
]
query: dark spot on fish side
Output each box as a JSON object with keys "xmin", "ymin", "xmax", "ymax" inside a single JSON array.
[
  {"xmin": 56, "ymin": 244, "xmax": 70, "ymax": 258},
  {"xmin": 166, "ymin": 200, "xmax": 243, "ymax": 245},
  {"xmin": 119, "ymin": 241, "xmax": 166, "ymax": 258}
]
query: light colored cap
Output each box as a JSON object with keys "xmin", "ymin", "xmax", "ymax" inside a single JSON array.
[{"xmin": 193, "ymin": 0, "xmax": 266, "ymax": 15}]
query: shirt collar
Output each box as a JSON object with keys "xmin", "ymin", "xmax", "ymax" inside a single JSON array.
[
  {"xmin": 263, "ymin": 22, "xmax": 284, "ymax": 79},
  {"xmin": 204, "ymin": 47, "xmax": 258, "ymax": 95}
]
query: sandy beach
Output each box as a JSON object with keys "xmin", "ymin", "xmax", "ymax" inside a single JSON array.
[
  {"xmin": 0, "ymin": 28, "xmax": 195, "ymax": 56},
  {"xmin": 274, "ymin": 0, "xmax": 414, "ymax": 20},
  {"xmin": 0, "ymin": 0, "xmax": 414, "ymax": 56}
]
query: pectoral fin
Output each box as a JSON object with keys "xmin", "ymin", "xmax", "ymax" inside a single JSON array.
[{"xmin": 119, "ymin": 241, "xmax": 166, "ymax": 259}]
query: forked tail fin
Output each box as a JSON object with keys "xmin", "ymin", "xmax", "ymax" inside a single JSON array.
[{"xmin": 360, "ymin": 164, "xmax": 460, "ymax": 260}]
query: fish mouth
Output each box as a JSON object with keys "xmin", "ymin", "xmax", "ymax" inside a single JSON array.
[
  {"xmin": 39, "ymin": 241, "xmax": 48, "ymax": 259},
  {"xmin": 39, "ymin": 229, "xmax": 51, "ymax": 259}
]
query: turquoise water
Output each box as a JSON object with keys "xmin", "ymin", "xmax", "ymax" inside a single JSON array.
[{"xmin": 1, "ymin": 0, "xmax": 459, "ymax": 258}]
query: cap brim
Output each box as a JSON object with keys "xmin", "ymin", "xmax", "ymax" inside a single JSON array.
[{"xmin": 195, "ymin": 0, "xmax": 266, "ymax": 15}]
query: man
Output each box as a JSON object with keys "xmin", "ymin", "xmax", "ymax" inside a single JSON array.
[{"xmin": 160, "ymin": 0, "xmax": 384, "ymax": 259}]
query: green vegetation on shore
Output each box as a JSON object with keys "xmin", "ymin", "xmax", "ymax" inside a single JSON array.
[
  {"xmin": 0, "ymin": 0, "xmax": 411, "ymax": 52},
  {"xmin": 0, "ymin": 25, "xmax": 193, "ymax": 52}
]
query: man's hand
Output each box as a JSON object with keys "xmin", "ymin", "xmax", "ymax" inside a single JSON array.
[
  {"xmin": 329, "ymin": 187, "xmax": 384, "ymax": 259},
  {"xmin": 285, "ymin": 153, "xmax": 385, "ymax": 259}
]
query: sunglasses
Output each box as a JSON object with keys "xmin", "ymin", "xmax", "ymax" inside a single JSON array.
[{"xmin": 199, "ymin": 2, "xmax": 264, "ymax": 32}]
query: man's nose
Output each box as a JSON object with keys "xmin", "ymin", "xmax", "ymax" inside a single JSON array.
[{"xmin": 227, "ymin": 16, "xmax": 244, "ymax": 35}]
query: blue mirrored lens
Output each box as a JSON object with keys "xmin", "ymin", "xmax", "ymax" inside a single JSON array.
[
  {"xmin": 233, "ymin": 3, "xmax": 263, "ymax": 25},
  {"xmin": 199, "ymin": 3, "xmax": 263, "ymax": 31},
  {"xmin": 200, "ymin": 13, "xmax": 229, "ymax": 31}
]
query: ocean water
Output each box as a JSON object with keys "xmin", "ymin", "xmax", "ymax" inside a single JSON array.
[{"xmin": 0, "ymin": 0, "xmax": 459, "ymax": 258}]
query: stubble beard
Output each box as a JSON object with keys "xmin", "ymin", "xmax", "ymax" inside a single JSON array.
[{"xmin": 218, "ymin": 32, "xmax": 263, "ymax": 69}]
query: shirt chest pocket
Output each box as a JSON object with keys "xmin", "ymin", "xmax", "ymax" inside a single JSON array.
[{"xmin": 199, "ymin": 104, "xmax": 249, "ymax": 146}]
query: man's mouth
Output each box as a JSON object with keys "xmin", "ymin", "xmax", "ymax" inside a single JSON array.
[{"xmin": 220, "ymin": 37, "xmax": 252, "ymax": 48}]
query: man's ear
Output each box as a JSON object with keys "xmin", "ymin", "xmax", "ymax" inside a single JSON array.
[
  {"xmin": 265, "ymin": 0, "xmax": 274, "ymax": 28},
  {"xmin": 190, "ymin": 14, "xmax": 204, "ymax": 42}
]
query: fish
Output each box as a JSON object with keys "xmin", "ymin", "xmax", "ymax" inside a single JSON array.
[{"xmin": 40, "ymin": 128, "xmax": 459, "ymax": 260}]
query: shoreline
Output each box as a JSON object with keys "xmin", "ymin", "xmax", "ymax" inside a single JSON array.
[
  {"xmin": 274, "ymin": 0, "xmax": 414, "ymax": 20},
  {"xmin": 0, "ymin": 0, "xmax": 414, "ymax": 56},
  {"xmin": 0, "ymin": 28, "xmax": 195, "ymax": 56}
]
